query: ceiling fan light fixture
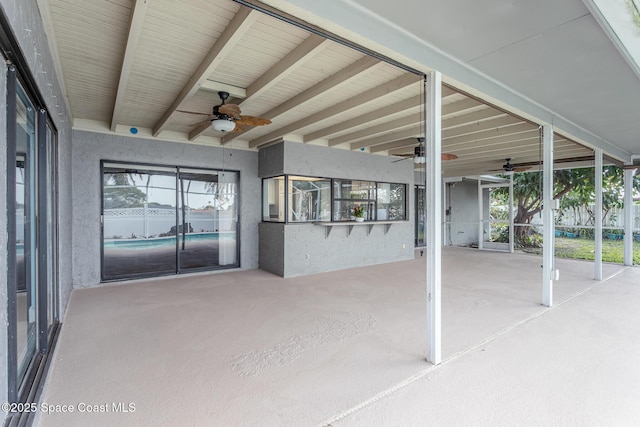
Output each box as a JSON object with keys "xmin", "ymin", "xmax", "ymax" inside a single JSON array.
[
  {"xmin": 414, "ymin": 144, "xmax": 425, "ymax": 164},
  {"xmin": 211, "ymin": 118, "xmax": 235, "ymax": 133}
]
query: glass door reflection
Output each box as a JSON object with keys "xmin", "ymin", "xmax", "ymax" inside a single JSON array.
[
  {"xmin": 15, "ymin": 85, "xmax": 37, "ymax": 385},
  {"xmin": 178, "ymin": 169, "xmax": 239, "ymax": 271},
  {"xmin": 415, "ymin": 186, "xmax": 425, "ymax": 247},
  {"xmin": 102, "ymin": 165, "xmax": 177, "ymax": 279}
]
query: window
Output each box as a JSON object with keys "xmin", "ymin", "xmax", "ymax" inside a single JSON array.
[
  {"xmin": 288, "ymin": 176, "xmax": 331, "ymax": 222},
  {"xmin": 333, "ymin": 179, "xmax": 376, "ymax": 221},
  {"xmin": 262, "ymin": 176, "xmax": 407, "ymax": 223},
  {"xmin": 377, "ymin": 182, "xmax": 406, "ymax": 220},
  {"xmin": 262, "ymin": 176, "xmax": 285, "ymax": 222}
]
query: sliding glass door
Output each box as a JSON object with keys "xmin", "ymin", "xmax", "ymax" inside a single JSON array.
[
  {"xmin": 45, "ymin": 124, "xmax": 59, "ymax": 335},
  {"xmin": 102, "ymin": 163, "xmax": 239, "ymax": 280},
  {"xmin": 7, "ymin": 72, "xmax": 59, "ymax": 402},
  {"xmin": 177, "ymin": 168, "xmax": 238, "ymax": 271},
  {"xmin": 102, "ymin": 165, "xmax": 177, "ymax": 279},
  {"xmin": 15, "ymin": 84, "xmax": 37, "ymax": 385}
]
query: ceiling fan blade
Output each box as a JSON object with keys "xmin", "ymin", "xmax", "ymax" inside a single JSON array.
[
  {"xmin": 219, "ymin": 104, "xmax": 241, "ymax": 118},
  {"xmin": 513, "ymin": 166, "xmax": 532, "ymax": 172},
  {"xmin": 236, "ymin": 115, "xmax": 272, "ymax": 126},
  {"xmin": 177, "ymin": 109, "xmax": 209, "ymax": 116},
  {"xmin": 391, "ymin": 157, "xmax": 411, "ymax": 163},
  {"xmin": 232, "ymin": 123, "xmax": 249, "ymax": 133},
  {"xmin": 391, "ymin": 152, "xmax": 457, "ymax": 162}
]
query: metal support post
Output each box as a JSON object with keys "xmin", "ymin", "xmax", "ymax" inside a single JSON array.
[
  {"xmin": 624, "ymin": 168, "xmax": 634, "ymax": 266},
  {"xmin": 595, "ymin": 148, "xmax": 603, "ymax": 280},
  {"xmin": 425, "ymin": 72, "xmax": 442, "ymax": 365},
  {"xmin": 542, "ymin": 125, "xmax": 554, "ymax": 307}
]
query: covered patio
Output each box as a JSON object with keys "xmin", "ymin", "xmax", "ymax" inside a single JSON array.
[
  {"xmin": 2, "ymin": 0, "xmax": 640, "ymax": 424},
  {"xmin": 36, "ymin": 248, "xmax": 639, "ymax": 426}
]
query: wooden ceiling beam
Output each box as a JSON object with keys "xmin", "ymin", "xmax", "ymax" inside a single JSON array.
[
  {"xmin": 222, "ymin": 55, "xmax": 379, "ymax": 144},
  {"xmin": 248, "ymin": 73, "xmax": 419, "ymax": 148},
  {"xmin": 349, "ymin": 126, "xmax": 421, "ymax": 150},
  {"xmin": 157, "ymin": 6, "xmax": 259, "ymax": 138},
  {"xmin": 369, "ymin": 138, "xmax": 418, "ymax": 153},
  {"xmin": 240, "ymin": 34, "xmax": 329, "ymax": 104},
  {"xmin": 441, "ymin": 108, "xmax": 506, "ymax": 130},
  {"xmin": 331, "ymin": 113, "xmax": 421, "ymax": 146},
  {"xmin": 110, "ymin": 0, "xmax": 149, "ymax": 132},
  {"xmin": 443, "ymin": 122, "xmax": 536, "ymax": 146},
  {"xmin": 442, "ymin": 98, "xmax": 484, "ymax": 116},
  {"xmin": 442, "ymin": 115, "xmax": 522, "ymax": 139},
  {"xmin": 313, "ymin": 95, "xmax": 421, "ymax": 144}
]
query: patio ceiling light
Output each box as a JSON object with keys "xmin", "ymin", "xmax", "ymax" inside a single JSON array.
[{"xmin": 211, "ymin": 118, "xmax": 236, "ymax": 133}]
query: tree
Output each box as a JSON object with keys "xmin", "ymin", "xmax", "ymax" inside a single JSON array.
[
  {"xmin": 502, "ymin": 168, "xmax": 592, "ymax": 238},
  {"xmin": 495, "ymin": 166, "xmax": 639, "ymax": 239},
  {"xmin": 103, "ymin": 173, "xmax": 147, "ymax": 209}
]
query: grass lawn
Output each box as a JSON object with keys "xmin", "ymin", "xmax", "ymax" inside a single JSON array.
[{"xmin": 552, "ymin": 237, "xmax": 640, "ymax": 264}]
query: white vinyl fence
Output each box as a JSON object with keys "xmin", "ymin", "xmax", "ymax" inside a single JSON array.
[{"xmin": 103, "ymin": 207, "xmax": 236, "ymax": 239}]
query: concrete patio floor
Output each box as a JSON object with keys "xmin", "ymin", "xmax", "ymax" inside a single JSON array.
[{"xmin": 35, "ymin": 247, "xmax": 640, "ymax": 426}]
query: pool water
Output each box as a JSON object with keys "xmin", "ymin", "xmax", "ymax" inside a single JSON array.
[{"xmin": 104, "ymin": 232, "xmax": 235, "ymax": 250}]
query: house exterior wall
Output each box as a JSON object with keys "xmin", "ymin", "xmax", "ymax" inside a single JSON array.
[
  {"xmin": 0, "ymin": 0, "xmax": 73, "ymax": 415},
  {"xmin": 71, "ymin": 130, "xmax": 260, "ymax": 288},
  {"xmin": 258, "ymin": 222, "xmax": 285, "ymax": 276},
  {"xmin": 258, "ymin": 141, "xmax": 415, "ymax": 277},
  {"xmin": 448, "ymin": 180, "xmax": 480, "ymax": 246},
  {"xmin": 258, "ymin": 142, "xmax": 285, "ymax": 177}
]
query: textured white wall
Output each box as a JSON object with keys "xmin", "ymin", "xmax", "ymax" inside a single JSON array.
[{"xmin": 71, "ymin": 130, "xmax": 261, "ymax": 287}]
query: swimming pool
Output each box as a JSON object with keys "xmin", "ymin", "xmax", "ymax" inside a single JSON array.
[{"xmin": 104, "ymin": 232, "xmax": 235, "ymax": 250}]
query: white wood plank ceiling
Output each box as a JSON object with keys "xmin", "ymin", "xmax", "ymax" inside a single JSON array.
[{"xmin": 43, "ymin": 0, "xmax": 595, "ymax": 176}]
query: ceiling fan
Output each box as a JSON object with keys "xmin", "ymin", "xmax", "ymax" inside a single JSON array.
[
  {"xmin": 207, "ymin": 91, "xmax": 272, "ymax": 133},
  {"xmin": 490, "ymin": 158, "xmax": 532, "ymax": 173},
  {"xmin": 392, "ymin": 138, "xmax": 458, "ymax": 163}
]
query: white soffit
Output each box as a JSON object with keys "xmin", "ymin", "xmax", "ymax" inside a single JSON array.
[
  {"xmin": 585, "ymin": 0, "xmax": 640, "ymax": 79},
  {"xmin": 266, "ymin": 0, "xmax": 637, "ymax": 161}
]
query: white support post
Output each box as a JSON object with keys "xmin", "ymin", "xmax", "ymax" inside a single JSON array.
[
  {"xmin": 624, "ymin": 168, "xmax": 634, "ymax": 266},
  {"xmin": 477, "ymin": 180, "xmax": 483, "ymax": 251},
  {"xmin": 443, "ymin": 181, "xmax": 449, "ymax": 247},
  {"xmin": 595, "ymin": 149, "xmax": 603, "ymax": 280},
  {"xmin": 542, "ymin": 125, "xmax": 554, "ymax": 307},
  {"xmin": 509, "ymin": 172, "xmax": 515, "ymax": 253},
  {"xmin": 425, "ymin": 72, "xmax": 442, "ymax": 365}
]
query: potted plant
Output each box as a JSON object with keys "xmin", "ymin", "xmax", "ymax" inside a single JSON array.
[{"xmin": 352, "ymin": 205, "xmax": 365, "ymax": 222}]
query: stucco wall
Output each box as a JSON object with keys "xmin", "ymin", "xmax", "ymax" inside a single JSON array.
[
  {"xmin": 71, "ymin": 130, "xmax": 260, "ymax": 287},
  {"xmin": 258, "ymin": 142, "xmax": 284, "ymax": 177},
  {"xmin": 283, "ymin": 141, "xmax": 411, "ymax": 182},
  {"xmin": 0, "ymin": 0, "xmax": 73, "ymax": 414},
  {"xmin": 258, "ymin": 141, "xmax": 415, "ymax": 277},
  {"xmin": 258, "ymin": 222, "xmax": 285, "ymax": 276},
  {"xmin": 447, "ymin": 180, "xmax": 480, "ymax": 246}
]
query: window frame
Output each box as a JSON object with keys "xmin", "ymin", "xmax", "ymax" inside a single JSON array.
[
  {"xmin": 262, "ymin": 174, "xmax": 408, "ymax": 223},
  {"xmin": 101, "ymin": 160, "xmax": 242, "ymax": 282}
]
